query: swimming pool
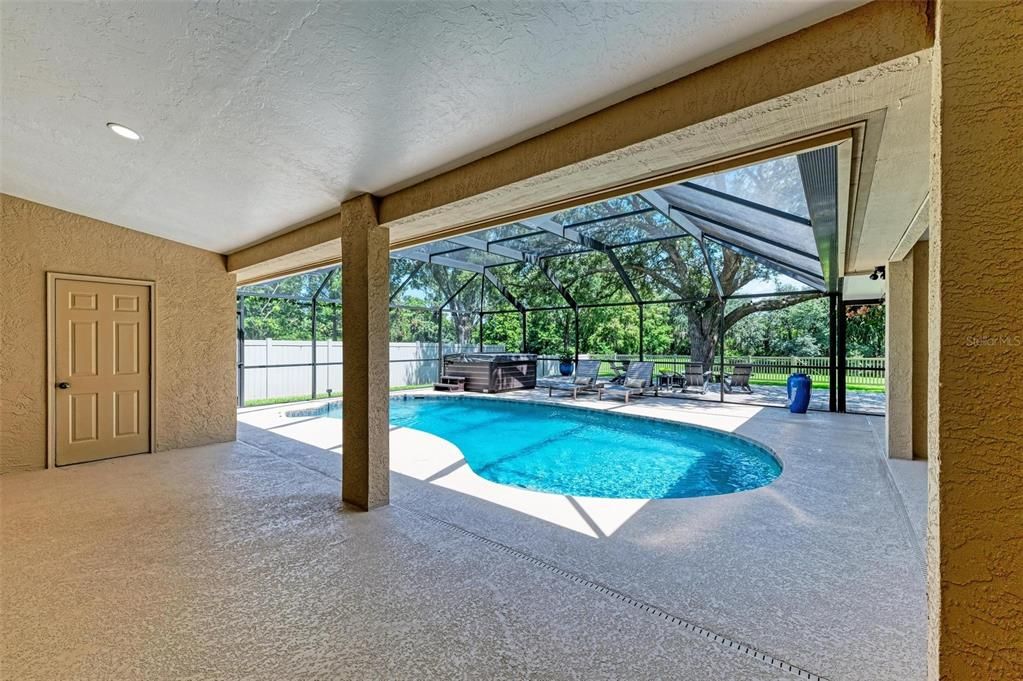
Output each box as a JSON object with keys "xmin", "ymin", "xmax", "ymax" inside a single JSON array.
[{"xmin": 322, "ymin": 396, "xmax": 780, "ymax": 500}]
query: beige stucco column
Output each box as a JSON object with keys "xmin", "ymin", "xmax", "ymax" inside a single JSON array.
[
  {"xmin": 885, "ymin": 256, "xmax": 914, "ymax": 460},
  {"xmin": 340, "ymin": 194, "xmax": 390, "ymax": 510},
  {"xmin": 928, "ymin": 1, "xmax": 1023, "ymax": 678}
]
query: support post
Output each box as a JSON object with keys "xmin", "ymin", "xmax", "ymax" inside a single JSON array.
[
  {"xmin": 340, "ymin": 195, "xmax": 390, "ymax": 511},
  {"xmin": 236, "ymin": 295, "xmax": 245, "ymax": 408},
  {"xmin": 638, "ymin": 303, "xmax": 645, "ymax": 362},
  {"xmin": 929, "ymin": 2, "xmax": 1023, "ymax": 676},
  {"xmin": 573, "ymin": 308, "xmax": 580, "ymax": 364},
  {"xmin": 837, "ymin": 292, "xmax": 846, "ymax": 413},
  {"xmin": 311, "ymin": 298, "xmax": 318, "ymax": 400},
  {"xmin": 436, "ymin": 310, "xmax": 443, "ymax": 381},
  {"xmin": 520, "ymin": 310, "xmax": 527, "ymax": 352},
  {"xmin": 718, "ymin": 302, "xmax": 725, "ymax": 403},
  {"xmin": 828, "ymin": 292, "xmax": 838, "ymax": 413},
  {"xmin": 885, "ymin": 256, "xmax": 913, "ymax": 459}
]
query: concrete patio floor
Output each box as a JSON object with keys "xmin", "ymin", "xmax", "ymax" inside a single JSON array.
[{"xmin": 2, "ymin": 392, "xmax": 924, "ymax": 680}]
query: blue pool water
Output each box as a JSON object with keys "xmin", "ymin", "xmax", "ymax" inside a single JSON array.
[{"xmin": 326, "ymin": 397, "xmax": 780, "ymax": 499}]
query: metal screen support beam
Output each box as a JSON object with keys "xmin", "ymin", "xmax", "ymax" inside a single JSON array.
[
  {"xmin": 311, "ymin": 297, "xmax": 318, "ymax": 400},
  {"xmin": 389, "ymin": 261, "xmax": 424, "ymax": 303},
  {"xmin": 437, "ymin": 273, "xmax": 479, "ymax": 379},
  {"xmin": 310, "ymin": 268, "xmax": 335, "ymax": 401},
  {"xmin": 447, "ymin": 235, "xmax": 536, "ymax": 264},
  {"xmin": 638, "ymin": 190, "xmax": 701, "ymax": 239},
  {"xmin": 671, "ymin": 204, "xmax": 821, "ymax": 262},
  {"xmin": 719, "ymin": 302, "xmax": 726, "ymax": 403},
  {"xmin": 400, "ymin": 248, "xmax": 485, "ymax": 274},
  {"xmin": 829, "ymin": 292, "xmax": 838, "ymax": 412},
  {"xmin": 483, "ymin": 268, "xmax": 526, "ymax": 313},
  {"xmin": 521, "ymin": 310, "xmax": 527, "ymax": 352},
  {"xmin": 574, "ymin": 308, "xmax": 580, "ymax": 364},
  {"xmin": 837, "ymin": 291, "xmax": 847, "ymax": 413},
  {"xmin": 438, "ymin": 273, "xmax": 479, "ymax": 311},
  {"xmin": 524, "ymin": 216, "xmax": 641, "ymax": 304},
  {"xmin": 605, "ymin": 249, "xmax": 642, "ymax": 304},
  {"xmin": 236, "ymin": 295, "xmax": 245, "ymax": 407},
  {"xmin": 436, "ymin": 310, "xmax": 444, "ymax": 382},
  {"xmin": 706, "ymin": 236, "xmax": 825, "ymax": 291},
  {"xmin": 479, "ymin": 273, "xmax": 485, "ymax": 352},
  {"xmin": 537, "ymin": 260, "xmax": 577, "ymax": 309},
  {"xmin": 637, "ymin": 191, "xmax": 724, "ymax": 302},
  {"xmin": 701, "ymin": 235, "xmax": 725, "ymax": 300},
  {"xmin": 639, "ymin": 303, "xmax": 645, "ymax": 361}
]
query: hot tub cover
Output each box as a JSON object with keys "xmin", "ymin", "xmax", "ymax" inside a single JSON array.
[{"xmin": 443, "ymin": 353, "xmax": 537, "ymax": 363}]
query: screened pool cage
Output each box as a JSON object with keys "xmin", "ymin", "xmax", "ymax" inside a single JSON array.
[{"xmin": 238, "ymin": 145, "xmax": 885, "ymax": 414}]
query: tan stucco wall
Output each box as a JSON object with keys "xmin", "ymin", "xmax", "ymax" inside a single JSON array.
[
  {"xmin": 928, "ymin": 1, "xmax": 1023, "ymax": 678},
  {"xmin": 0, "ymin": 195, "xmax": 237, "ymax": 473},
  {"xmin": 911, "ymin": 242, "xmax": 928, "ymax": 459}
]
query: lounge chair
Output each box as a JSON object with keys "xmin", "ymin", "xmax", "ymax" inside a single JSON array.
[
  {"xmin": 683, "ymin": 362, "xmax": 713, "ymax": 394},
  {"xmin": 724, "ymin": 363, "xmax": 754, "ymax": 393},
  {"xmin": 546, "ymin": 360, "xmax": 602, "ymax": 399},
  {"xmin": 598, "ymin": 361, "xmax": 654, "ymax": 403}
]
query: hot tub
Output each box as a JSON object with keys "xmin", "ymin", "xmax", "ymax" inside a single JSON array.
[{"xmin": 441, "ymin": 353, "xmax": 537, "ymax": 393}]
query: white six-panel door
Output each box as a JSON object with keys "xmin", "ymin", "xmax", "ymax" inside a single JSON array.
[{"xmin": 53, "ymin": 277, "xmax": 151, "ymax": 466}]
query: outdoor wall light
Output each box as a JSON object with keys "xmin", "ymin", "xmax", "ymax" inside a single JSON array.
[
  {"xmin": 869, "ymin": 266, "xmax": 886, "ymax": 281},
  {"xmin": 106, "ymin": 122, "xmax": 142, "ymax": 141}
]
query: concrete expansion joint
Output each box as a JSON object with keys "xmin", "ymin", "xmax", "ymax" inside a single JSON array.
[{"xmin": 394, "ymin": 503, "xmax": 830, "ymax": 681}]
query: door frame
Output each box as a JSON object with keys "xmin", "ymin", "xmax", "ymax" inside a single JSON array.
[{"xmin": 46, "ymin": 272, "xmax": 156, "ymax": 469}]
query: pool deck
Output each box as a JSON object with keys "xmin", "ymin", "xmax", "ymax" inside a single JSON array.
[
  {"xmin": 2, "ymin": 390, "xmax": 925, "ymax": 680},
  {"xmin": 536, "ymin": 376, "xmax": 887, "ymax": 414}
]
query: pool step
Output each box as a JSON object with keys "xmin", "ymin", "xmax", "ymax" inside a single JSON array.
[{"xmin": 433, "ymin": 375, "xmax": 466, "ymax": 392}]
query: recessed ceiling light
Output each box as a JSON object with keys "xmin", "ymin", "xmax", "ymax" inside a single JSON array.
[{"xmin": 106, "ymin": 122, "xmax": 142, "ymax": 141}]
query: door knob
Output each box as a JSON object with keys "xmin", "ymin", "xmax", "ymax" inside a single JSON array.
[{"xmin": 57, "ymin": 382, "xmax": 71, "ymax": 389}]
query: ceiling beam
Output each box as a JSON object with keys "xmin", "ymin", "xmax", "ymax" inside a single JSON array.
[
  {"xmin": 227, "ymin": 2, "xmax": 930, "ymax": 281},
  {"xmin": 376, "ymin": 1, "xmax": 930, "ymax": 233}
]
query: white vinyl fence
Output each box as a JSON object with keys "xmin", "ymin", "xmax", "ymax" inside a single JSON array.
[{"xmin": 240, "ymin": 341, "xmax": 504, "ymax": 403}]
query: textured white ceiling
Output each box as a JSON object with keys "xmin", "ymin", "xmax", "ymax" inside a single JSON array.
[{"xmin": 1, "ymin": 1, "xmax": 865, "ymax": 253}]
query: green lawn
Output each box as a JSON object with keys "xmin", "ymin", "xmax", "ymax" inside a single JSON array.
[
  {"xmin": 745, "ymin": 377, "xmax": 886, "ymax": 393},
  {"xmin": 592, "ymin": 366, "xmax": 884, "ymax": 393}
]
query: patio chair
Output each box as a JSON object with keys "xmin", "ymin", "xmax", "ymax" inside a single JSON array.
[
  {"xmin": 683, "ymin": 362, "xmax": 713, "ymax": 394},
  {"xmin": 723, "ymin": 363, "xmax": 754, "ymax": 393},
  {"xmin": 598, "ymin": 361, "xmax": 654, "ymax": 404},
  {"xmin": 546, "ymin": 360, "xmax": 603, "ymax": 399}
]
